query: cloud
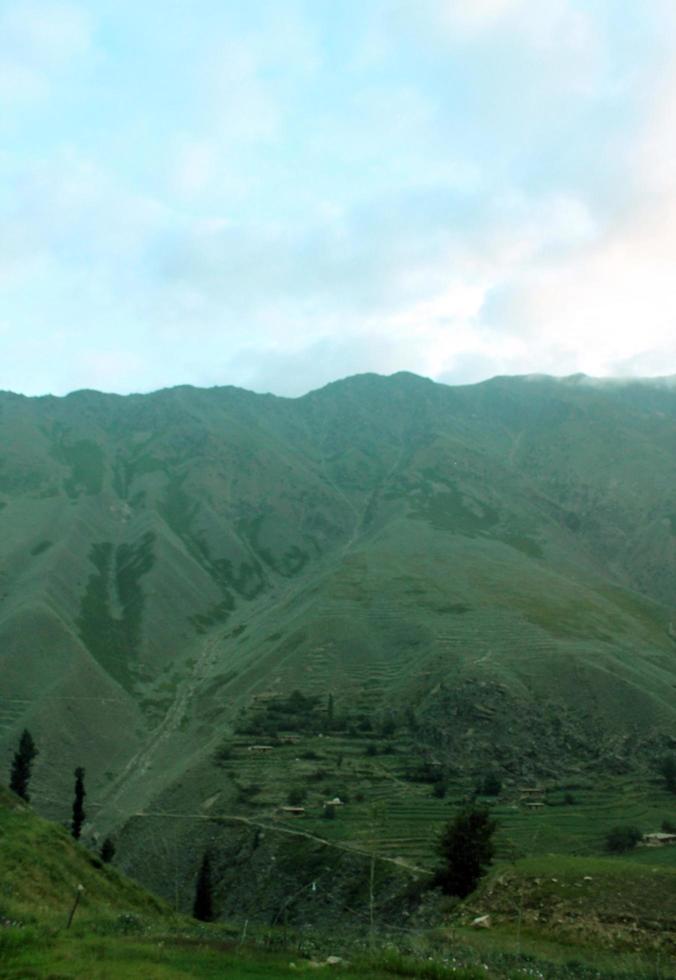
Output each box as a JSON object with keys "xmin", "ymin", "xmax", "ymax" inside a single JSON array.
[
  {"xmin": 2, "ymin": 1, "xmax": 676, "ymax": 397},
  {"xmin": 0, "ymin": 1, "xmax": 93, "ymax": 105}
]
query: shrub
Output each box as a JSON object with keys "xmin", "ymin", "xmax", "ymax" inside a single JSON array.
[
  {"xmin": 432, "ymin": 782, "xmax": 447, "ymax": 799},
  {"xmin": 476, "ymin": 772, "xmax": 501, "ymax": 796},
  {"xmin": 658, "ymin": 755, "xmax": 676, "ymax": 793},
  {"xmin": 605, "ymin": 825, "xmax": 642, "ymax": 853},
  {"xmin": 306, "ymin": 769, "xmax": 326, "ymax": 782},
  {"xmin": 213, "ymin": 742, "xmax": 232, "ymax": 766},
  {"xmin": 563, "ymin": 792, "xmax": 576, "ymax": 805},
  {"xmin": 662, "ymin": 818, "xmax": 676, "ymax": 833},
  {"xmin": 287, "ymin": 787, "xmax": 306, "ymax": 806}
]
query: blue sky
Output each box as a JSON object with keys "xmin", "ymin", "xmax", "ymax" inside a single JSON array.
[{"xmin": 2, "ymin": 0, "xmax": 676, "ymax": 396}]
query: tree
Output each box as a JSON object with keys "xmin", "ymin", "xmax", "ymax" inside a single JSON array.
[
  {"xmin": 658, "ymin": 754, "xmax": 676, "ymax": 794},
  {"xmin": 287, "ymin": 786, "xmax": 306, "ymax": 806},
  {"xmin": 434, "ymin": 806, "xmax": 497, "ymax": 898},
  {"xmin": 71, "ymin": 767, "xmax": 86, "ymax": 839},
  {"xmin": 193, "ymin": 852, "xmax": 214, "ymax": 921},
  {"xmin": 9, "ymin": 729, "xmax": 38, "ymax": 802},
  {"xmin": 477, "ymin": 772, "xmax": 502, "ymax": 797},
  {"xmin": 327, "ymin": 693, "xmax": 334, "ymax": 727},
  {"xmin": 100, "ymin": 837, "xmax": 116, "ymax": 863},
  {"xmin": 605, "ymin": 825, "xmax": 642, "ymax": 853}
]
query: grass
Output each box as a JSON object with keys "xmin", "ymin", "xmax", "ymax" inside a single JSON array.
[{"xmin": 2, "ymin": 925, "xmax": 673, "ymax": 979}]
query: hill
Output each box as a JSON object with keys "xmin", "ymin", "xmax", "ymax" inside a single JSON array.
[{"xmin": 1, "ymin": 371, "xmax": 676, "ymax": 913}]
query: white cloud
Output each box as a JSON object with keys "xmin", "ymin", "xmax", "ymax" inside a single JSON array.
[{"xmin": 0, "ymin": 1, "xmax": 93, "ymax": 104}]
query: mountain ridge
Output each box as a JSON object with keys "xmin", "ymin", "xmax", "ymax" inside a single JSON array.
[{"xmin": 1, "ymin": 370, "xmax": 675, "ymax": 908}]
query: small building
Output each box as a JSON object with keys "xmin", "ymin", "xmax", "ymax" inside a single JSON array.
[
  {"xmin": 524, "ymin": 801, "xmax": 545, "ymax": 811},
  {"xmin": 248, "ymin": 744, "xmax": 274, "ymax": 752},
  {"xmin": 324, "ymin": 796, "xmax": 344, "ymax": 807},
  {"xmin": 279, "ymin": 806, "xmax": 305, "ymax": 817},
  {"xmin": 641, "ymin": 832, "xmax": 676, "ymax": 848},
  {"xmin": 519, "ymin": 787, "xmax": 545, "ymax": 805}
]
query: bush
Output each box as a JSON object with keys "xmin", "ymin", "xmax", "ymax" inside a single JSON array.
[
  {"xmin": 662, "ymin": 818, "xmax": 676, "ymax": 833},
  {"xmin": 287, "ymin": 787, "xmax": 306, "ymax": 806},
  {"xmin": 476, "ymin": 772, "xmax": 501, "ymax": 796},
  {"xmin": 323, "ymin": 804, "xmax": 336, "ymax": 819},
  {"xmin": 605, "ymin": 825, "xmax": 642, "ymax": 853},
  {"xmin": 306, "ymin": 769, "xmax": 326, "ymax": 782},
  {"xmin": 237, "ymin": 782, "xmax": 262, "ymax": 802},
  {"xmin": 658, "ymin": 755, "xmax": 676, "ymax": 793},
  {"xmin": 213, "ymin": 742, "xmax": 232, "ymax": 766},
  {"xmin": 434, "ymin": 806, "xmax": 497, "ymax": 898},
  {"xmin": 432, "ymin": 782, "xmax": 447, "ymax": 799},
  {"xmin": 563, "ymin": 792, "xmax": 576, "ymax": 806}
]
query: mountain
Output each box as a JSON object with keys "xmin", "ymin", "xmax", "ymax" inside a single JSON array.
[{"xmin": 1, "ymin": 371, "xmax": 676, "ymax": 911}]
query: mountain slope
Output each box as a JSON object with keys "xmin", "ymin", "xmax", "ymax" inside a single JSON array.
[{"xmin": 1, "ymin": 372, "xmax": 676, "ymax": 906}]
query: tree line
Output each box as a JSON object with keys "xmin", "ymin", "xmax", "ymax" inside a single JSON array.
[{"xmin": 8, "ymin": 728, "xmax": 115, "ymax": 863}]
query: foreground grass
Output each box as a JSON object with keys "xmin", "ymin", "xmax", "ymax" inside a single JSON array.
[
  {"xmin": 2, "ymin": 922, "xmax": 674, "ymax": 980},
  {"xmin": 0, "ymin": 930, "xmax": 491, "ymax": 980}
]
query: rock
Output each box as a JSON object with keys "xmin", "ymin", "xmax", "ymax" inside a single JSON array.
[
  {"xmin": 470, "ymin": 914, "xmax": 491, "ymax": 929},
  {"xmin": 326, "ymin": 956, "xmax": 344, "ymax": 966}
]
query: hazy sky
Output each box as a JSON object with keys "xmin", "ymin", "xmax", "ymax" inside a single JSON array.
[{"xmin": 2, "ymin": 0, "xmax": 676, "ymax": 396}]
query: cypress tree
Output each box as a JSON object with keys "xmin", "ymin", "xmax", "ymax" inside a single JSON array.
[
  {"xmin": 100, "ymin": 837, "xmax": 116, "ymax": 863},
  {"xmin": 193, "ymin": 852, "xmax": 214, "ymax": 922},
  {"xmin": 71, "ymin": 767, "xmax": 86, "ymax": 839},
  {"xmin": 9, "ymin": 729, "xmax": 38, "ymax": 802}
]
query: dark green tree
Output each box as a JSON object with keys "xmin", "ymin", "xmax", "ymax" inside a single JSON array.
[
  {"xmin": 193, "ymin": 852, "xmax": 214, "ymax": 921},
  {"xmin": 287, "ymin": 786, "xmax": 306, "ymax": 806},
  {"xmin": 605, "ymin": 825, "xmax": 642, "ymax": 853},
  {"xmin": 434, "ymin": 806, "xmax": 497, "ymax": 898},
  {"xmin": 327, "ymin": 693, "xmax": 334, "ymax": 727},
  {"xmin": 100, "ymin": 837, "xmax": 116, "ymax": 863},
  {"xmin": 71, "ymin": 767, "xmax": 86, "ymax": 839},
  {"xmin": 9, "ymin": 729, "xmax": 38, "ymax": 802},
  {"xmin": 658, "ymin": 754, "xmax": 676, "ymax": 793},
  {"xmin": 477, "ymin": 772, "xmax": 502, "ymax": 797}
]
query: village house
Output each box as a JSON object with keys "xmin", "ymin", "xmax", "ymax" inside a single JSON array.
[{"xmin": 641, "ymin": 832, "xmax": 676, "ymax": 847}]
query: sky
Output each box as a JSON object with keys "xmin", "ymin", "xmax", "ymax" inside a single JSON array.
[{"xmin": 2, "ymin": 0, "xmax": 676, "ymax": 397}]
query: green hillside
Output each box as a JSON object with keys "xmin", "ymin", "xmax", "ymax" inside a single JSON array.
[
  {"xmin": 1, "ymin": 785, "xmax": 674, "ymax": 979},
  {"xmin": 1, "ymin": 371, "xmax": 676, "ymax": 915}
]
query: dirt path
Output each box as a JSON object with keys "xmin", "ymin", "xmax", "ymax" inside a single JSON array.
[{"xmin": 127, "ymin": 807, "xmax": 429, "ymax": 876}]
